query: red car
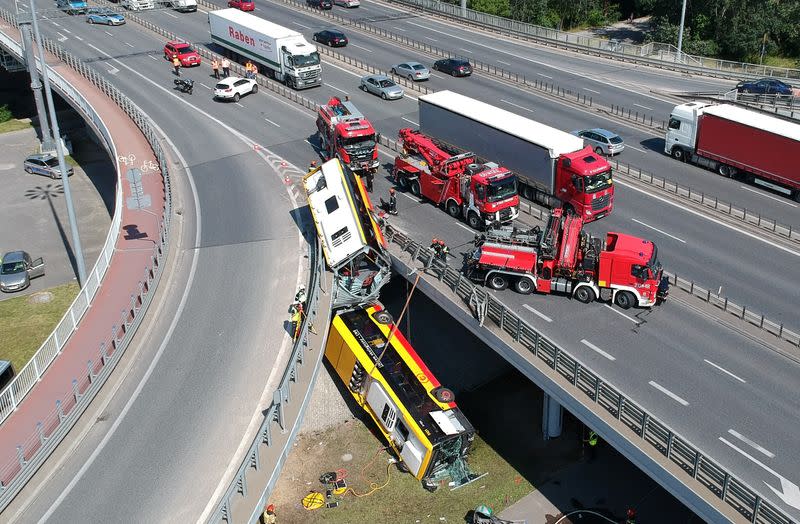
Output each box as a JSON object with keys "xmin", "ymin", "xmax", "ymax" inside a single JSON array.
[
  {"xmin": 164, "ymin": 41, "xmax": 201, "ymax": 67},
  {"xmin": 228, "ymin": 0, "xmax": 255, "ymax": 10}
]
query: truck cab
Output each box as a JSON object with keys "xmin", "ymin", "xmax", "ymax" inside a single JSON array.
[
  {"xmin": 557, "ymin": 147, "xmax": 613, "ymax": 222},
  {"xmin": 281, "ymin": 40, "xmax": 321, "ymax": 89},
  {"xmin": 468, "ymin": 165, "xmax": 519, "ymax": 226},
  {"xmin": 598, "ymin": 233, "xmax": 665, "ymax": 308},
  {"xmin": 316, "ymin": 98, "xmax": 378, "ymax": 173},
  {"xmin": 664, "ymin": 101, "xmax": 707, "ymax": 160}
]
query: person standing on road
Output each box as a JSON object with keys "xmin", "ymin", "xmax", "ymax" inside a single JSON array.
[
  {"xmin": 438, "ymin": 239, "xmax": 449, "ymax": 262},
  {"xmin": 308, "ymin": 160, "xmax": 317, "ymax": 173},
  {"xmin": 387, "ymin": 187, "xmax": 397, "ymax": 215},
  {"xmin": 172, "ymin": 55, "xmax": 181, "ymax": 76},
  {"xmin": 364, "ymin": 171, "xmax": 374, "ymax": 192},
  {"xmin": 221, "ymin": 57, "xmax": 230, "ymax": 78},
  {"xmin": 211, "ymin": 58, "xmax": 220, "ymax": 80}
]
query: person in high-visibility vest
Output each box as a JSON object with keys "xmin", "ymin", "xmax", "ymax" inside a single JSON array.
[
  {"xmin": 585, "ymin": 430, "xmax": 599, "ymax": 462},
  {"xmin": 211, "ymin": 59, "xmax": 220, "ymax": 80},
  {"xmin": 172, "ymin": 55, "xmax": 181, "ymax": 76},
  {"xmin": 261, "ymin": 503, "xmax": 276, "ymax": 523},
  {"xmin": 291, "ymin": 305, "xmax": 304, "ymax": 341}
]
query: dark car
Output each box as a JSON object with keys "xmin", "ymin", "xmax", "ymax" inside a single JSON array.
[
  {"xmin": 313, "ymin": 29, "xmax": 347, "ymax": 47},
  {"xmin": 307, "ymin": 0, "xmax": 332, "ymax": 9},
  {"xmin": 736, "ymin": 78, "xmax": 793, "ymax": 95},
  {"xmin": 433, "ymin": 58, "xmax": 472, "ymax": 77}
]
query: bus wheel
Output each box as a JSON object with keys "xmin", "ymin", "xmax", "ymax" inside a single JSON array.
[
  {"xmin": 615, "ymin": 291, "xmax": 635, "ymax": 309},
  {"xmin": 488, "ymin": 274, "xmax": 508, "ymax": 291},
  {"xmin": 514, "ymin": 278, "xmax": 533, "ymax": 295},
  {"xmin": 574, "ymin": 286, "xmax": 596, "ymax": 304}
]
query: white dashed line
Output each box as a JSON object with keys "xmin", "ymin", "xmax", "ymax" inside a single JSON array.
[
  {"xmin": 149, "ymin": 55, "xmax": 158, "ymax": 60},
  {"xmin": 51, "ymin": 21, "xmax": 61, "ymax": 27},
  {"xmin": 401, "ymin": 117, "xmax": 418, "ymax": 126},
  {"xmin": 739, "ymin": 185, "xmax": 798, "ymax": 207},
  {"xmin": 649, "ymin": 381, "xmax": 689, "ymax": 406},
  {"xmin": 603, "ymin": 304, "xmax": 638, "ymax": 323},
  {"xmin": 633, "ymin": 103, "xmax": 653, "ymax": 110},
  {"xmin": 500, "ymin": 99, "xmax": 534, "ymax": 113},
  {"xmin": 393, "ymin": 26, "xmax": 406, "ymax": 32},
  {"xmin": 523, "ymin": 305, "xmax": 552, "ymax": 323},
  {"xmin": 74, "ymin": 35, "xmax": 83, "ymax": 41},
  {"xmin": 704, "ymin": 359, "xmax": 746, "ymax": 383},
  {"xmin": 104, "ymin": 30, "xmax": 113, "ymax": 36},
  {"xmin": 497, "ymin": 59, "xmax": 510, "ymax": 65},
  {"xmin": 459, "ymin": 48, "xmax": 472, "ymax": 53},
  {"xmin": 61, "ymin": 28, "xmax": 72, "ymax": 34},
  {"xmin": 264, "ymin": 118, "xmax": 281, "ymax": 127},
  {"xmin": 125, "ymin": 42, "xmax": 134, "ymax": 48},
  {"xmin": 583, "ymin": 87, "xmax": 600, "ymax": 94},
  {"xmin": 631, "ymin": 218, "xmax": 686, "ymax": 243},
  {"xmin": 580, "ymin": 339, "xmax": 616, "ymax": 361},
  {"xmin": 199, "ymin": 82, "xmax": 211, "ymax": 89},
  {"xmin": 728, "ymin": 429, "xmax": 774, "ymax": 458},
  {"xmin": 165, "ymin": 11, "xmax": 179, "ymax": 18},
  {"xmin": 424, "ymin": 36, "xmax": 438, "ymax": 42},
  {"xmin": 324, "ymin": 82, "xmax": 348, "ymax": 94},
  {"xmin": 538, "ymin": 73, "xmax": 552, "ymax": 79},
  {"xmin": 624, "ymin": 144, "xmax": 648, "ymax": 154},
  {"xmin": 235, "ymin": 102, "xmax": 244, "ymax": 108},
  {"xmin": 292, "ymin": 22, "xmax": 310, "ymax": 29},
  {"xmin": 350, "ymin": 43, "xmax": 372, "ymax": 53}
]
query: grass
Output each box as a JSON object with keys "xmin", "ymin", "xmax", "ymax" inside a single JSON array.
[
  {"xmin": 761, "ymin": 56, "xmax": 799, "ymax": 69},
  {"xmin": 0, "ymin": 119, "xmax": 33, "ymax": 134},
  {"xmin": 0, "ymin": 282, "xmax": 80, "ymax": 370},
  {"xmin": 271, "ymin": 417, "xmax": 534, "ymax": 523}
]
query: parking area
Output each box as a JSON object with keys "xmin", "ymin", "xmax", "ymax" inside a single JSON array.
[{"xmin": 0, "ymin": 125, "xmax": 114, "ymax": 300}]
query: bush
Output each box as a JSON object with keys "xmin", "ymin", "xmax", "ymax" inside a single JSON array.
[{"xmin": 0, "ymin": 104, "xmax": 12, "ymax": 124}]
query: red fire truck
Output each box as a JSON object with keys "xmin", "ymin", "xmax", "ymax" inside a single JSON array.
[
  {"xmin": 466, "ymin": 209, "xmax": 669, "ymax": 308},
  {"xmin": 393, "ymin": 128, "xmax": 519, "ymax": 229},
  {"xmin": 316, "ymin": 97, "xmax": 379, "ymax": 175}
]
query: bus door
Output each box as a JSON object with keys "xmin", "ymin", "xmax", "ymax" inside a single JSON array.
[{"xmin": 366, "ymin": 381, "xmax": 426, "ymax": 477}]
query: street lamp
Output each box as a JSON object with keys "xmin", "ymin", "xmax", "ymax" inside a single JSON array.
[
  {"xmin": 676, "ymin": 0, "xmax": 687, "ymax": 63},
  {"xmin": 27, "ymin": 0, "xmax": 87, "ymax": 286}
]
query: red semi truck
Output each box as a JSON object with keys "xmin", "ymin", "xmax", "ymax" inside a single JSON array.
[
  {"xmin": 665, "ymin": 101, "xmax": 800, "ymax": 201},
  {"xmin": 466, "ymin": 209, "xmax": 669, "ymax": 309}
]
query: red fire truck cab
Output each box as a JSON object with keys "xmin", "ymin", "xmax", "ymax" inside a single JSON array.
[{"xmin": 316, "ymin": 97, "xmax": 379, "ymax": 174}]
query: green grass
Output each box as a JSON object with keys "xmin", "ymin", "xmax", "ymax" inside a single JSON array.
[
  {"xmin": 761, "ymin": 56, "xmax": 799, "ymax": 69},
  {"xmin": 271, "ymin": 418, "xmax": 535, "ymax": 523},
  {"xmin": 0, "ymin": 282, "xmax": 80, "ymax": 370},
  {"xmin": 64, "ymin": 155, "xmax": 79, "ymax": 167},
  {"xmin": 0, "ymin": 119, "xmax": 33, "ymax": 134}
]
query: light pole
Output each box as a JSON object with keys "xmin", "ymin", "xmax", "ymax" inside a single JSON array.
[
  {"xmin": 28, "ymin": 0, "xmax": 87, "ymax": 286},
  {"xmin": 676, "ymin": 0, "xmax": 688, "ymax": 63}
]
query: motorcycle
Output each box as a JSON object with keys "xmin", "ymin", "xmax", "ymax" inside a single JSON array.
[{"xmin": 174, "ymin": 78, "xmax": 194, "ymax": 94}]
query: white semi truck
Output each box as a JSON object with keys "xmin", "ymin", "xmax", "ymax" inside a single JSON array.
[{"xmin": 208, "ymin": 9, "xmax": 322, "ymax": 90}]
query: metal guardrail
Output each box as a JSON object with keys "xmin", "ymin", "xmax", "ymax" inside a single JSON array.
[
  {"xmin": 383, "ymin": 224, "xmax": 794, "ymax": 524},
  {"xmin": 210, "ymin": 237, "xmax": 325, "ymax": 523},
  {"xmin": 0, "ymin": 12, "xmax": 173, "ymax": 508},
  {"xmin": 384, "ymin": 0, "xmax": 800, "ymax": 82}
]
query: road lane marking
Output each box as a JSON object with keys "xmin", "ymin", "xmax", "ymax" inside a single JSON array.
[
  {"xmin": 148, "ymin": 55, "xmax": 157, "ymax": 60},
  {"xmin": 704, "ymin": 359, "xmax": 746, "ymax": 383},
  {"xmin": 523, "ymin": 304, "xmax": 552, "ymax": 322},
  {"xmin": 580, "ymin": 339, "xmax": 616, "ymax": 361},
  {"xmin": 584, "ymin": 87, "xmax": 600, "ymax": 94},
  {"xmin": 624, "ymin": 144, "xmax": 647, "ymax": 154},
  {"xmin": 616, "ymin": 179, "xmax": 800, "ymax": 258},
  {"xmin": 292, "ymin": 21, "xmax": 310, "ymax": 28},
  {"xmin": 199, "ymin": 82, "xmax": 211, "ymax": 89},
  {"xmin": 57, "ymin": 32, "xmax": 67, "ymax": 42},
  {"xmin": 497, "ymin": 59, "xmax": 510, "ymax": 65},
  {"xmin": 500, "ymin": 99, "xmax": 534, "ymax": 113},
  {"xmin": 719, "ymin": 437, "xmax": 800, "ymax": 511},
  {"xmin": 104, "ymin": 30, "xmax": 113, "ymax": 36},
  {"xmin": 324, "ymin": 82, "xmax": 348, "ymax": 94},
  {"xmin": 392, "ymin": 26, "xmax": 406, "ymax": 31},
  {"xmin": 61, "ymin": 28, "xmax": 72, "ymax": 34},
  {"xmin": 424, "ymin": 36, "xmax": 438, "ymax": 42},
  {"xmin": 74, "ymin": 35, "xmax": 83, "ymax": 41},
  {"xmin": 125, "ymin": 42, "xmax": 135, "ymax": 48},
  {"xmin": 320, "ymin": 59, "xmax": 363, "ymax": 78},
  {"xmin": 728, "ymin": 429, "xmax": 774, "ymax": 458},
  {"xmin": 264, "ymin": 117, "xmax": 281, "ymax": 127},
  {"xmin": 631, "ymin": 218, "xmax": 686, "ymax": 243},
  {"xmin": 51, "ymin": 21, "xmax": 61, "ymax": 27},
  {"xmin": 459, "ymin": 48, "xmax": 472, "ymax": 53},
  {"xmin": 350, "ymin": 43, "xmax": 373, "ymax": 52},
  {"xmin": 235, "ymin": 102, "xmax": 244, "ymax": 107},
  {"xmin": 739, "ymin": 185, "xmax": 798, "ymax": 207},
  {"xmin": 634, "ymin": 103, "xmax": 653, "ymax": 110},
  {"xmin": 401, "ymin": 117, "xmax": 418, "ymax": 126},
  {"xmin": 165, "ymin": 11, "xmax": 179, "ymax": 18},
  {"xmin": 603, "ymin": 304, "xmax": 638, "ymax": 323},
  {"xmin": 649, "ymin": 381, "xmax": 689, "ymax": 405},
  {"xmin": 538, "ymin": 73, "xmax": 552, "ymax": 79}
]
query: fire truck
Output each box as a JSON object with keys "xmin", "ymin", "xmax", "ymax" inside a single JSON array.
[
  {"xmin": 316, "ymin": 97, "xmax": 379, "ymax": 175},
  {"xmin": 393, "ymin": 128, "xmax": 519, "ymax": 229},
  {"xmin": 466, "ymin": 209, "xmax": 669, "ymax": 309}
]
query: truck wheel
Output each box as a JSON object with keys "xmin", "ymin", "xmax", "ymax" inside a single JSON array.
[
  {"xmin": 467, "ymin": 212, "xmax": 484, "ymax": 230},
  {"xmin": 488, "ymin": 274, "xmax": 508, "ymax": 291},
  {"xmin": 446, "ymin": 200, "xmax": 460, "ymax": 218},
  {"xmin": 614, "ymin": 291, "xmax": 635, "ymax": 310},
  {"xmin": 514, "ymin": 278, "xmax": 533, "ymax": 295},
  {"xmin": 396, "ymin": 174, "xmax": 409, "ymax": 190},
  {"xmin": 671, "ymin": 148, "xmax": 686, "ymax": 162},
  {"xmin": 793, "ymin": 191, "xmax": 800, "ymax": 203},
  {"xmin": 718, "ymin": 164, "xmax": 732, "ymax": 177},
  {"xmin": 574, "ymin": 286, "xmax": 596, "ymax": 304},
  {"xmin": 410, "ymin": 180, "xmax": 421, "ymax": 197}
]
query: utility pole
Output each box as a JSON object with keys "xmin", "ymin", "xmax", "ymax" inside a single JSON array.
[
  {"xmin": 676, "ymin": 0, "xmax": 688, "ymax": 63},
  {"xmin": 27, "ymin": 0, "xmax": 87, "ymax": 286},
  {"xmin": 460, "ymin": 0, "xmax": 466, "ymax": 18},
  {"xmin": 19, "ymin": 24, "xmax": 54, "ymax": 151},
  {"xmin": 759, "ymin": 32, "xmax": 768, "ymax": 65}
]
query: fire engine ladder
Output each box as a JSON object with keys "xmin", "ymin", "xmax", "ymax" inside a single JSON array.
[{"xmin": 482, "ymin": 225, "xmax": 541, "ymax": 247}]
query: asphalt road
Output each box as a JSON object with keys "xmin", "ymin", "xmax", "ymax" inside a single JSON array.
[{"xmin": 3, "ymin": 1, "xmax": 799, "ymax": 521}]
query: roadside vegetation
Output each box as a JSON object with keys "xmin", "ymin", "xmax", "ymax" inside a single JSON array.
[{"xmin": 0, "ymin": 104, "xmax": 32, "ymax": 134}]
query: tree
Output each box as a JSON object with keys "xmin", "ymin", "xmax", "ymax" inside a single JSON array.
[{"xmin": 469, "ymin": 0, "xmax": 511, "ymax": 17}]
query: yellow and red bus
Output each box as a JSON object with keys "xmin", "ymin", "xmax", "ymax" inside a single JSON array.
[{"xmin": 325, "ymin": 303, "xmax": 476, "ymax": 491}]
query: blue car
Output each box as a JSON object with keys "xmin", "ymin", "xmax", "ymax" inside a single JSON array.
[
  {"xmin": 86, "ymin": 8, "xmax": 126, "ymax": 25},
  {"xmin": 56, "ymin": 0, "xmax": 87, "ymax": 14},
  {"xmin": 736, "ymin": 77, "xmax": 793, "ymax": 95}
]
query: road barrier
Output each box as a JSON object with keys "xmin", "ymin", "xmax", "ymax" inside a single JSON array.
[
  {"xmin": 0, "ymin": 11, "xmax": 172, "ymax": 509},
  {"xmin": 383, "ymin": 224, "xmax": 794, "ymax": 524}
]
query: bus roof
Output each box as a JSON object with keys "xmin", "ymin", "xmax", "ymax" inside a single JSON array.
[{"xmin": 419, "ymin": 90, "xmax": 584, "ymax": 156}]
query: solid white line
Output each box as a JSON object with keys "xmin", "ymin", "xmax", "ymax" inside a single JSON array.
[
  {"xmin": 739, "ymin": 185, "xmax": 798, "ymax": 207},
  {"xmin": 584, "ymin": 87, "xmax": 600, "ymax": 94},
  {"xmin": 631, "ymin": 218, "xmax": 686, "ymax": 243},
  {"xmin": 350, "ymin": 43, "xmax": 373, "ymax": 52},
  {"xmin": 264, "ymin": 117, "xmax": 281, "ymax": 127},
  {"xmin": 719, "ymin": 437, "xmax": 779, "ymax": 476},
  {"xmin": 603, "ymin": 304, "xmax": 638, "ymax": 323},
  {"xmin": 500, "ymin": 99, "xmax": 534, "ymax": 113},
  {"xmin": 401, "ymin": 117, "xmax": 418, "ymax": 126},
  {"xmin": 324, "ymin": 82, "xmax": 348, "ymax": 94},
  {"xmin": 292, "ymin": 21, "xmax": 310, "ymax": 28},
  {"xmin": 728, "ymin": 429, "xmax": 775, "ymax": 458},
  {"xmin": 453, "ymin": 221, "xmax": 474, "ymax": 233},
  {"xmin": 580, "ymin": 339, "xmax": 616, "ymax": 361},
  {"xmin": 393, "ymin": 26, "xmax": 406, "ymax": 31},
  {"xmin": 616, "ymin": 179, "xmax": 800, "ymax": 258},
  {"xmin": 633, "ymin": 103, "xmax": 653, "ymax": 110},
  {"xmin": 704, "ymin": 359, "xmax": 746, "ymax": 383},
  {"xmin": 538, "ymin": 73, "xmax": 552, "ymax": 79},
  {"xmin": 624, "ymin": 144, "xmax": 648, "ymax": 154},
  {"xmin": 649, "ymin": 380, "xmax": 689, "ymax": 406},
  {"xmin": 497, "ymin": 59, "xmax": 510, "ymax": 65},
  {"xmin": 523, "ymin": 304, "xmax": 552, "ymax": 323}
]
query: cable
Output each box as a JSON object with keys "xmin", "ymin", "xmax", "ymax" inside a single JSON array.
[{"xmin": 342, "ymin": 446, "xmax": 393, "ymax": 498}]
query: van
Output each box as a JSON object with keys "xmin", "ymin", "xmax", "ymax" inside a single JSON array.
[
  {"xmin": 122, "ymin": 0, "xmax": 154, "ymax": 10},
  {"xmin": 171, "ymin": 0, "xmax": 197, "ymax": 12},
  {"xmin": 0, "ymin": 361, "xmax": 15, "ymax": 391}
]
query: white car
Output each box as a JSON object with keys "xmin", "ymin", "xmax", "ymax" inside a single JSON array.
[
  {"xmin": 333, "ymin": 0, "xmax": 359, "ymax": 6},
  {"xmin": 214, "ymin": 76, "xmax": 258, "ymax": 102}
]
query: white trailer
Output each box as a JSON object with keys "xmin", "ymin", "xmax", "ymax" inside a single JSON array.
[{"xmin": 208, "ymin": 9, "xmax": 321, "ymax": 89}]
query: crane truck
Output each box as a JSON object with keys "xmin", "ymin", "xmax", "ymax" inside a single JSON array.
[
  {"xmin": 466, "ymin": 209, "xmax": 669, "ymax": 309},
  {"xmin": 316, "ymin": 97, "xmax": 379, "ymax": 175},
  {"xmin": 665, "ymin": 101, "xmax": 800, "ymax": 202},
  {"xmin": 394, "ymin": 128, "xmax": 519, "ymax": 229},
  {"xmin": 417, "ymin": 90, "xmax": 614, "ymax": 222}
]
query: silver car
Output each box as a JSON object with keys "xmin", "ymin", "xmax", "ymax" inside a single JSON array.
[
  {"xmin": 0, "ymin": 251, "xmax": 45, "ymax": 293},
  {"xmin": 333, "ymin": 0, "xmax": 359, "ymax": 6},
  {"xmin": 360, "ymin": 74, "xmax": 404, "ymax": 100},
  {"xmin": 390, "ymin": 61, "xmax": 430, "ymax": 81},
  {"xmin": 572, "ymin": 128, "xmax": 625, "ymax": 156},
  {"xmin": 23, "ymin": 153, "xmax": 74, "ymax": 179}
]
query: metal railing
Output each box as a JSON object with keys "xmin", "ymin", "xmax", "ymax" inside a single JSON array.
[
  {"xmin": 384, "ymin": 0, "xmax": 800, "ymax": 81},
  {"xmin": 383, "ymin": 224, "xmax": 794, "ymax": 524},
  {"xmin": 210, "ymin": 237, "xmax": 326, "ymax": 523},
  {"xmin": 0, "ymin": 13, "xmax": 173, "ymax": 508}
]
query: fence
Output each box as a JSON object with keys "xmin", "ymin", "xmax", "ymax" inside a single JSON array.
[
  {"xmin": 383, "ymin": 224, "xmax": 794, "ymax": 524},
  {"xmin": 0, "ymin": 12, "xmax": 173, "ymax": 509}
]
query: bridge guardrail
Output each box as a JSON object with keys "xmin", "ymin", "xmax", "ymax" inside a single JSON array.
[
  {"xmin": 383, "ymin": 224, "xmax": 793, "ymax": 524},
  {"xmin": 0, "ymin": 12, "xmax": 172, "ymax": 508}
]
